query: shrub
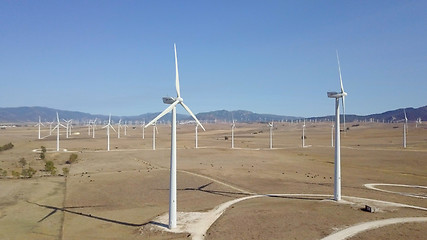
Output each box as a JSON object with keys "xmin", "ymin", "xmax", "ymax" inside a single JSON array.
[
  {"xmin": 0, "ymin": 142, "xmax": 14, "ymax": 152},
  {"xmin": 22, "ymin": 167, "xmax": 37, "ymax": 178},
  {"xmin": 40, "ymin": 146, "xmax": 46, "ymax": 160},
  {"xmin": 0, "ymin": 168, "xmax": 7, "ymax": 177},
  {"xmin": 11, "ymin": 170, "xmax": 21, "ymax": 178},
  {"xmin": 19, "ymin": 158, "xmax": 27, "ymax": 168},
  {"xmin": 45, "ymin": 161, "xmax": 56, "ymax": 175},
  {"xmin": 62, "ymin": 167, "xmax": 69, "ymax": 176},
  {"xmin": 41, "ymin": 146, "xmax": 46, "ymax": 153},
  {"xmin": 66, "ymin": 153, "xmax": 78, "ymax": 164}
]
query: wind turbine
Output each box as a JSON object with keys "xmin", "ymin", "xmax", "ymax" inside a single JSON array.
[
  {"xmin": 52, "ymin": 112, "xmax": 66, "ymax": 152},
  {"xmin": 152, "ymin": 122, "xmax": 158, "ymax": 150},
  {"xmin": 92, "ymin": 118, "xmax": 97, "ymax": 138},
  {"xmin": 35, "ymin": 116, "xmax": 44, "ymax": 139},
  {"xmin": 231, "ymin": 120, "xmax": 235, "ymax": 149},
  {"xmin": 268, "ymin": 121, "xmax": 273, "ymax": 149},
  {"xmin": 102, "ymin": 114, "xmax": 116, "ymax": 151},
  {"xmin": 117, "ymin": 119, "xmax": 122, "ymax": 139},
  {"xmin": 87, "ymin": 120, "xmax": 92, "ymax": 136},
  {"xmin": 327, "ymin": 51, "xmax": 348, "ymax": 201},
  {"xmin": 403, "ymin": 109, "xmax": 408, "ymax": 148},
  {"xmin": 302, "ymin": 119, "xmax": 306, "ymax": 148},
  {"xmin": 145, "ymin": 43, "xmax": 205, "ymax": 229},
  {"xmin": 124, "ymin": 121, "xmax": 128, "ymax": 136},
  {"xmin": 48, "ymin": 120, "xmax": 54, "ymax": 136},
  {"xmin": 63, "ymin": 119, "xmax": 72, "ymax": 138}
]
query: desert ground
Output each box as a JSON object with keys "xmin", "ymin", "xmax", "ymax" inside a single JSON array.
[{"xmin": 0, "ymin": 121, "xmax": 426, "ymax": 239}]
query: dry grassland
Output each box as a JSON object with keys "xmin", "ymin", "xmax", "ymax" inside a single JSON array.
[{"xmin": 0, "ymin": 121, "xmax": 426, "ymax": 239}]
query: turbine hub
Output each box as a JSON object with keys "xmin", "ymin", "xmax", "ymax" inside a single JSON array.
[{"xmin": 176, "ymin": 97, "xmax": 183, "ymax": 102}]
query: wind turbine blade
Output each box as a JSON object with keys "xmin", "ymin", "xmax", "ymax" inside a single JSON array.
[
  {"xmin": 145, "ymin": 100, "xmax": 179, "ymax": 128},
  {"xmin": 404, "ymin": 109, "xmax": 408, "ymax": 122},
  {"xmin": 174, "ymin": 43, "xmax": 181, "ymax": 98},
  {"xmin": 336, "ymin": 50, "xmax": 344, "ymax": 93},
  {"xmin": 110, "ymin": 125, "xmax": 117, "ymax": 132},
  {"xmin": 56, "ymin": 112, "xmax": 60, "ymax": 122},
  {"xmin": 155, "ymin": 125, "xmax": 159, "ymax": 134},
  {"xmin": 180, "ymin": 102, "xmax": 205, "ymax": 131}
]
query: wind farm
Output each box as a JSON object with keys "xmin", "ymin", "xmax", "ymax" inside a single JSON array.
[{"xmin": 1, "ymin": 1, "xmax": 427, "ymax": 239}]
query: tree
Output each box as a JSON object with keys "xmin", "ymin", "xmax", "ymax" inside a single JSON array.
[{"xmin": 45, "ymin": 161, "xmax": 56, "ymax": 175}]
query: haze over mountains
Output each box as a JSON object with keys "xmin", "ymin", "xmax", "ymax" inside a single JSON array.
[{"xmin": 0, "ymin": 106, "xmax": 425, "ymax": 123}]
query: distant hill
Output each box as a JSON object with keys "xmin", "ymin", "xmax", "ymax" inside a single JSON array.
[{"xmin": 0, "ymin": 105, "xmax": 425, "ymax": 124}]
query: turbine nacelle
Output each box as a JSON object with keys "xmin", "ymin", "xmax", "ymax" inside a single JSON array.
[
  {"xmin": 163, "ymin": 96, "xmax": 184, "ymax": 104},
  {"xmin": 327, "ymin": 91, "xmax": 347, "ymax": 98}
]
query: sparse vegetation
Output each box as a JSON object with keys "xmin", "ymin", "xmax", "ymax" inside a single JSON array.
[
  {"xmin": 22, "ymin": 167, "xmax": 37, "ymax": 178},
  {"xmin": 0, "ymin": 168, "xmax": 7, "ymax": 178},
  {"xmin": 0, "ymin": 142, "xmax": 14, "ymax": 152},
  {"xmin": 66, "ymin": 153, "xmax": 78, "ymax": 164},
  {"xmin": 45, "ymin": 161, "xmax": 56, "ymax": 175},
  {"xmin": 19, "ymin": 157, "xmax": 27, "ymax": 168},
  {"xmin": 40, "ymin": 146, "xmax": 46, "ymax": 160},
  {"xmin": 11, "ymin": 170, "xmax": 21, "ymax": 178},
  {"xmin": 62, "ymin": 167, "xmax": 69, "ymax": 176}
]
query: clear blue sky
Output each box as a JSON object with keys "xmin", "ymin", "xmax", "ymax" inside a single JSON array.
[{"xmin": 1, "ymin": 1, "xmax": 426, "ymax": 117}]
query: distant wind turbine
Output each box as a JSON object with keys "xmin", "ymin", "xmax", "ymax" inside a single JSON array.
[
  {"xmin": 231, "ymin": 120, "xmax": 235, "ymax": 149},
  {"xmin": 268, "ymin": 121, "xmax": 273, "ymax": 149},
  {"xmin": 145, "ymin": 43, "xmax": 205, "ymax": 229},
  {"xmin": 35, "ymin": 116, "xmax": 44, "ymax": 139},
  {"xmin": 52, "ymin": 112, "xmax": 66, "ymax": 152},
  {"xmin": 92, "ymin": 118, "xmax": 97, "ymax": 138},
  {"xmin": 152, "ymin": 122, "xmax": 158, "ymax": 150},
  {"xmin": 102, "ymin": 114, "xmax": 116, "ymax": 151},
  {"xmin": 302, "ymin": 119, "xmax": 306, "ymax": 148},
  {"xmin": 117, "ymin": 119, "xmax": 122, "ymax": 139},
  {"xmin": 403, "ymin": 109, "xmax": 408, "ymax": 148},
  {"xmin": 327, "ymin": 51, "xmax": 348, "ymax": 201}
]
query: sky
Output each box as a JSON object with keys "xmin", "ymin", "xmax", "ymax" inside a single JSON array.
[{"xmin": 1, "ymin": 1, "xmax": 426, "ymax": 118}]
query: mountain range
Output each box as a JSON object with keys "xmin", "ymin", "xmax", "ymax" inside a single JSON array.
[{"xmin": 0, "ymin": 106, "xmax": 425, "ymax": 124}]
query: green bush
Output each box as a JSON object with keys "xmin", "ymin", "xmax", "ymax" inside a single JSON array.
[
  {"xmin": 66, "ymin": 153, "xmax": 78, "ymax": 164},
  {"xmin": 19, "ymin": 158, "xmax": 27, "ymax": 168},
  {"xmin": 22, "ymin": 167, "xmax": 37, "ymax": 178},
  {"xmin": 0, "ymin": 168, "xmax": 7, "ymax": 177},
  {"xmin": 11, "ymin": 170, "xmax": 20, "ymax": 178},
  {"xmin": 62, "ymin": 167, "xmax": 69, "ymax": 176},
  {"xmin": 45, "ymin": 161, "xmax": 56, "ymax": 175},
  {"xmin": 40, "ymin": 146, "xmax": 46, "ymax": 160},
  {"xmin": 0, "ymin": 142, "xmax": 14, "ymax": 152}
]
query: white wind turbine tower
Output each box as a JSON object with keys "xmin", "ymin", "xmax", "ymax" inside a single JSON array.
[
  {"xmin": 302, "ymin": 119, "xmax": 306, "ymax": 148},
  {"xmin": 102, "ymin": 114, "xmax": 116, "ymax": 151},
  {"xmin": 63, "ymin": 119, "xmax": 72, "ymax": 138},
  {"xmin": 142, "ymin": 121, "xmax": 145, "ymax": 139},
  {"xmin": 35, "ymin": 116, "xmax": 44, "ymax": 139},
  {"xmin": 87, "ymin": 120, "xmax": 92, "ymax": 136},
  {"xmin": 331, "ymin": 124, "xmax": 334, "ymax": 147},
  {"xmin": 268, "ymin": 121, "xmax": 273, "ymax": 149},
  {"xmin": 231, "ymin": 120, "xmax": 235, "ymax": 149},
  {"xmin": 195, "ymin": 124, "xmax": 199, "ymax": 149},
  {"xmin": 52, "ymin": 112, "xmax": 66, "ymax": 152},
  {"xmin": 48, "ymin": 120, "xmax": 54, "ymax": 136},
  {"xmin": 145, "ymin": 43, "xmax": 205, "ymax": 229},
  {"xmin": 327, "ymin": 51, "xmax": 348, "ymax": 201},
  {"xmin": 152, "ymin": 122, "xmax": 158, "ymax": 150},
  {"xmin": 92, "ymin": 118, "xmax": 97, "ymax": 138},
  {"xmin": 117, "ymin": 119, "xmax": 122, "ymax": 139},
  {"xmin": 124, "ymin": 121, "xmax": 128, "ymax": 136},
  {"xmin": 403, "ymin": 109, "xmax": 408, "ymax": 148}
]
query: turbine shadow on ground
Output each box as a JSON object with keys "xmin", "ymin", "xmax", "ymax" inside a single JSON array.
[{"xmin": 28, "ymin": 201, "xmax": 149, "ymax": 227}]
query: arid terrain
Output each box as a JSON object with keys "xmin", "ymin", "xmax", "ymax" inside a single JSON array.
[{"xmin": 0, "ymin": 121, "xmax": 426, "ymax": 239}]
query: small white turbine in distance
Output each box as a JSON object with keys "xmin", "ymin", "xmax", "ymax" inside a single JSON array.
[
  {"xmin": 403, "ymin": 109, "xmax": 408, "ymax": 148},
  {"xmin": 145, "ymin": 43, "xmax": 205, "ymax": 229},
  {"xmin": 52, "ymin": 112, "xmax": 66, "ymax": 152},
  {"xmin": 35, "ymin": 116, "xmax": 44, "ymax": 139},
  {"xmin": 231, "ymin": 120, "xmax": 235, "ymax": 149},
  {"xmin": 63, "ymin": 119, "xmax": 72, "ymax": 138},
  {"xmin": 152, "ymin": 122, "xmax": 158, "ymax": 150},
  {"xmin": 302, "ymin": 119, "xmax": 306, "ymax": 148},
  {"xmin": 327, "ymin": 51, "xmax": 348, "ymax": 201},
  {"xmin": 268, "ymin": 121, "xmax": 273, "ymax": 149},
  {"xmin": 92, "ymin": 118, "xmax": 97, "ymax": 138},
  {"xmin": 117, "ymin": 119, "xmax": 122, "ymax": 139},
  {"xmin": 102, "ymin": 114, "xmax": 116, "ymax": 151}
]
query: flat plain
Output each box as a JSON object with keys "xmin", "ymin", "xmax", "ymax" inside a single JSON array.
[{"xmin": 0, "ymin": 121, "xmax": 426, "ymax": 239}]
